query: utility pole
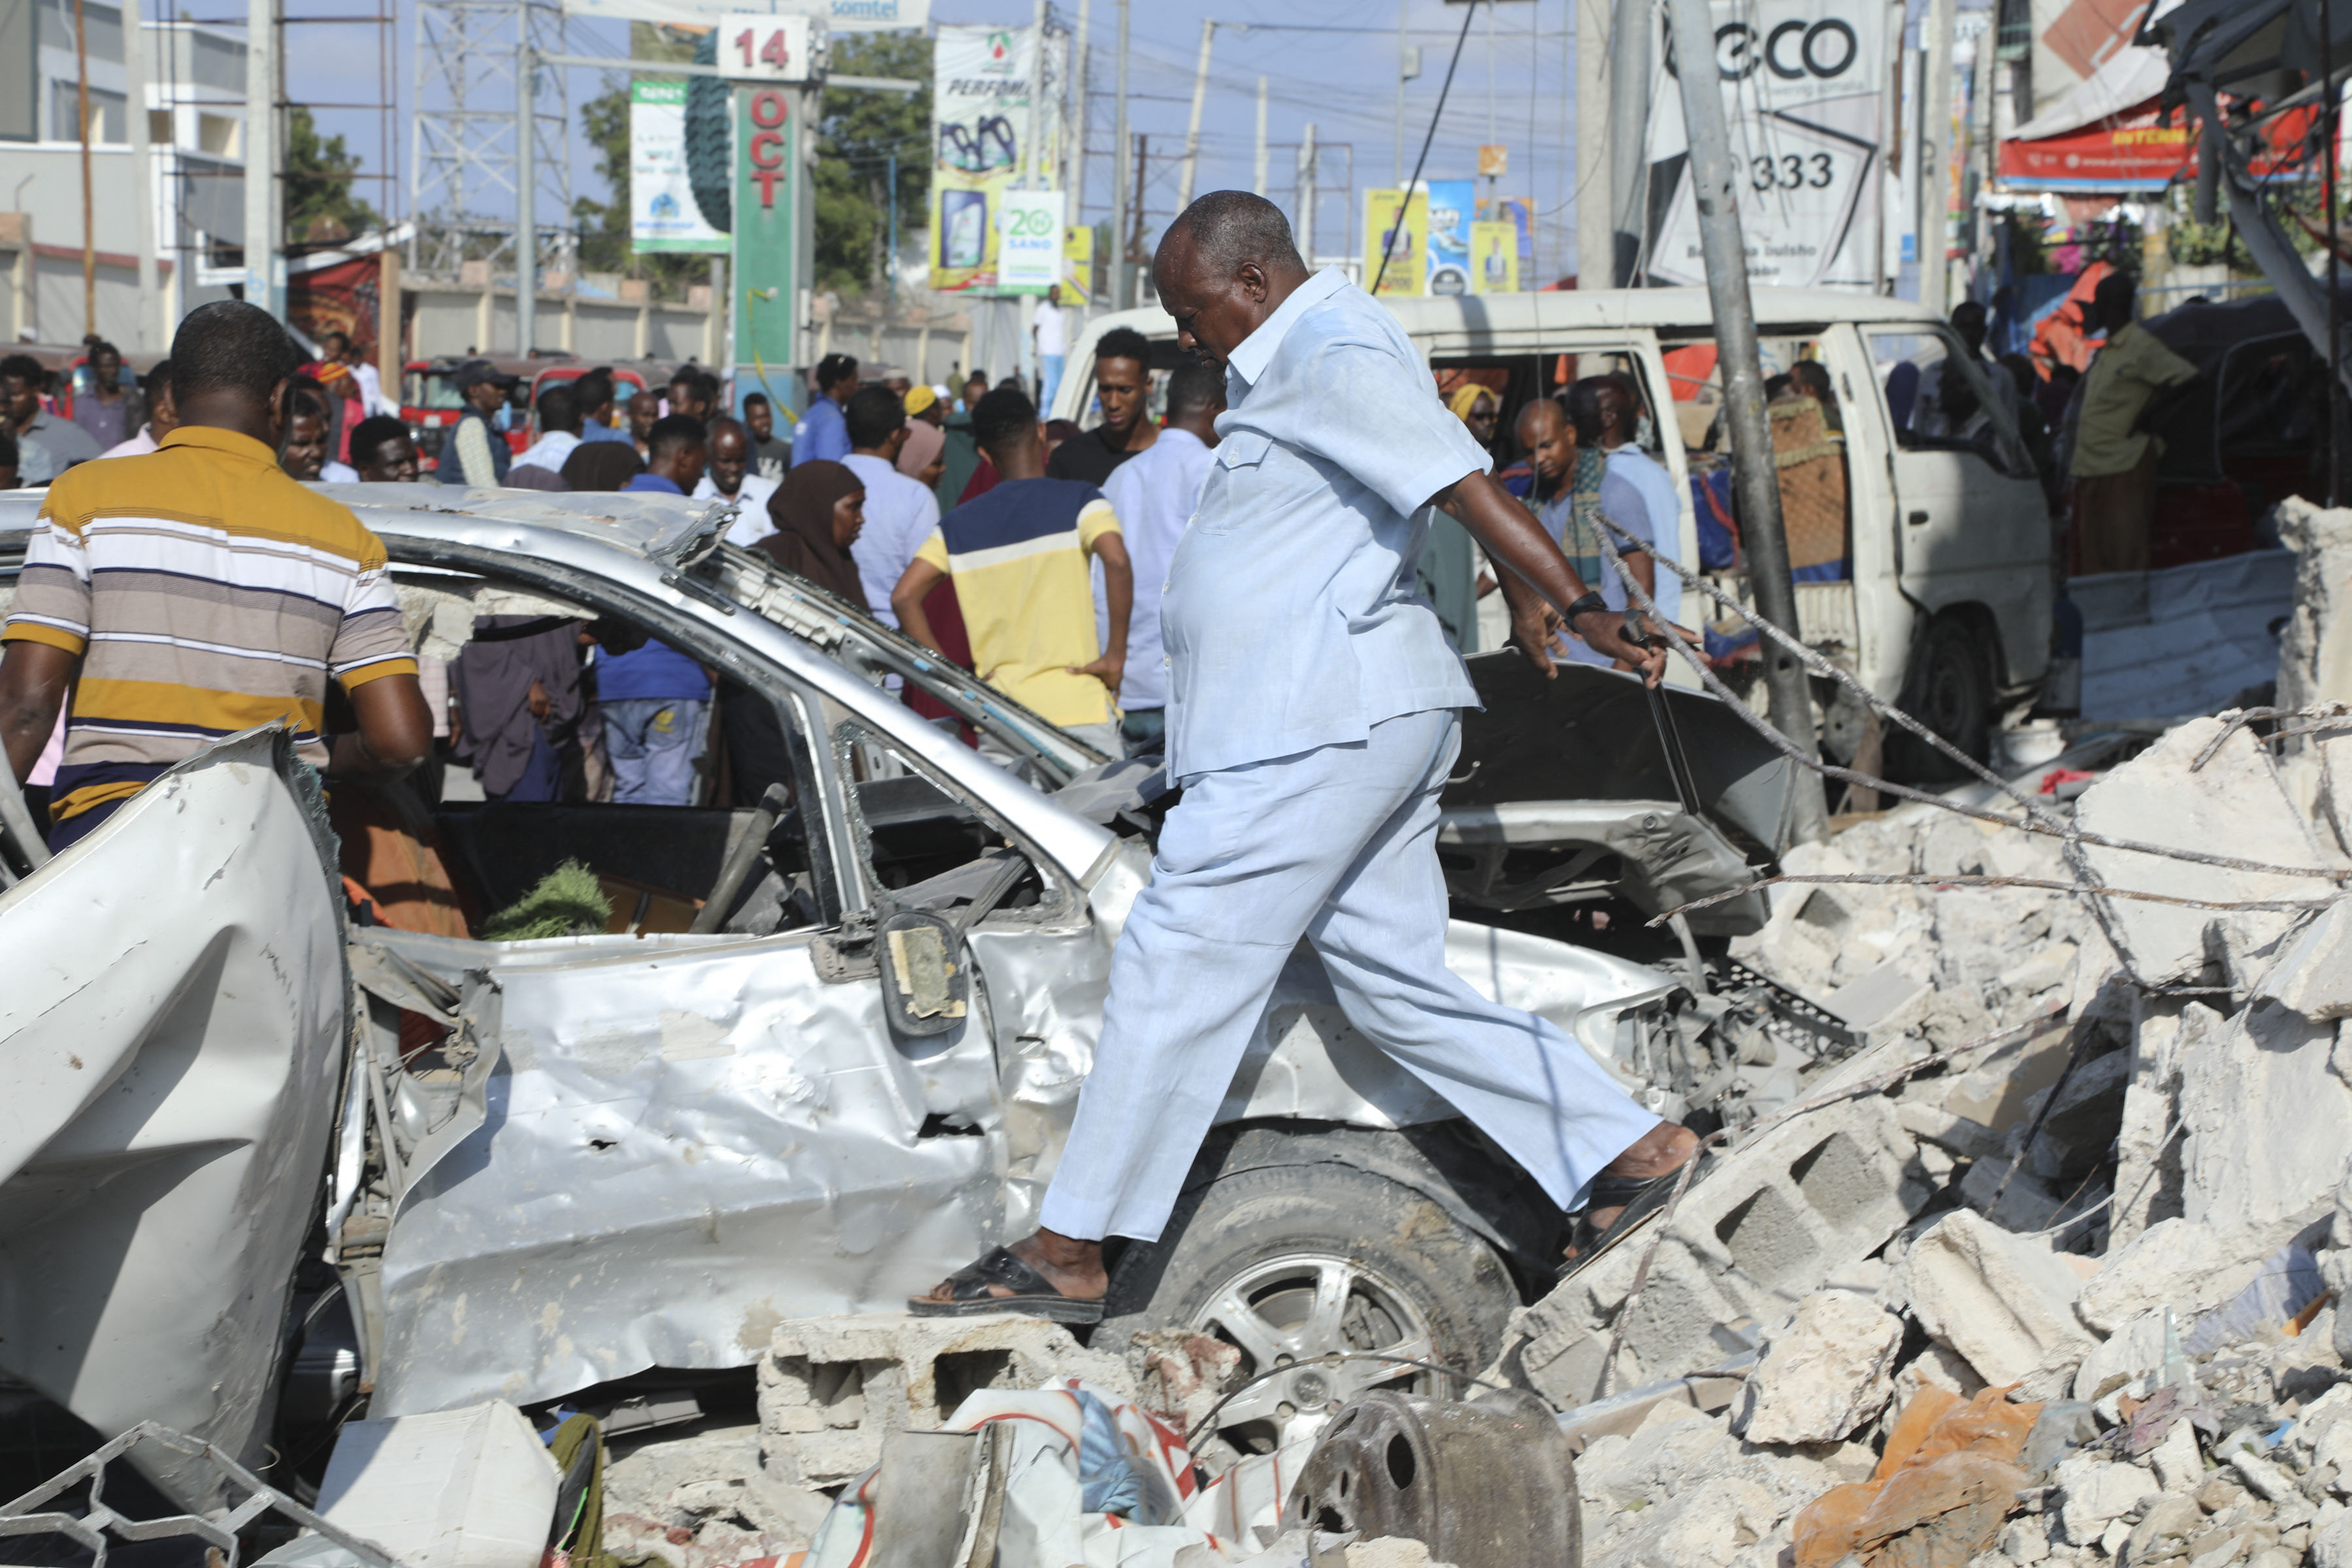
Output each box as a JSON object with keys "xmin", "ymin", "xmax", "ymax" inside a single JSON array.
[
  {"xmin": 517, "ymin": 44, "xmax": 536, "ymax": 355},
  {"xmin": 1298, "ymin": 122, "xmax": 1318, "ymax": 262},
  {"xmin": 1070, "ymin": 0, "xmax": 1092, "ymax": 210},
  {"xmin": 74, "ymin": 0, "xmax": 96, "ymax": 337},
  {"xmin": 242, "ymin": 0, "xmax": 276, "ymax": 317},
  {"xmin": 1394, "ymin": 0, "xmax": 1409, "ymax": 185},
  {"xmin": 1024, "ymin": 0, "xmax": 1049, "ymax": 190},
  {"xmin": 1254, "ymin": 75, "xmax": 1267, "ymax": 196},
  {"xmin": 1919, "ymin": 0, "xmax": 1953, "ymax": 318},
  {"xmin": 1606, "ymin": 0, "xmax": 1650, "ymax": 285},
  {"xmin": 123, "ymin": 0, "xmax": 161, "ymax": 350},
  {"xmin": 1574, "ymin": 0, "xmax": 1609, "ymax": 287},
  {"xmin": 1130, "ymin": 133, "xmax": 1149, "ymax": 289},
  {"xmin": 1665, "ymin": 0, "xmax": 1828, "ymax": 844},
  {"xmin": 1177, "ymin": 18, "xmax": 1215, "ymax": 212},
  {"xmin": 1111, "ymin": 0, "xmax": 1130, "ymax": 309}
]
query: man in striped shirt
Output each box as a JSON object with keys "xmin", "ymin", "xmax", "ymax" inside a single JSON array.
[{"xmin": 0, "ymin": 301, "xmax": 433, "ymax": 851}]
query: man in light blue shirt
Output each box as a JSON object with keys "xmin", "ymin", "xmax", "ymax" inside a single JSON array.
[
  {"xmin": 913, "ymin": 191, "xmax": 1700, "ymax": 1323},
  {"xmin": 789, "ymin": 353, "xmax": 858, "ymax": 468},
  {"xmin": 1096, "ymin": 358, "xmax": 1223, "ymax": 755},
  {"xmin": 1558, "ymin": 374, "xmax": 1684, "ymax": 668}
]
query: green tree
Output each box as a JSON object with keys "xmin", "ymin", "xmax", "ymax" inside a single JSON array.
[
  {"xmin": 814, "ymin": 33, "xmax": 932, "ymax": 296},
  {"xmin": 285, "ymin": 105, "xmax": 381, "ymax": 243}
]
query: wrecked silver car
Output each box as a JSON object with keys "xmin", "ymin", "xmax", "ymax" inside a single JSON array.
[{"xmin": 0, "ymin": 486, "xmax": 1809, "ymax": 1500}]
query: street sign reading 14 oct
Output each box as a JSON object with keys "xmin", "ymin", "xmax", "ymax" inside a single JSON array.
[{"xmin": 720, "ymin": 13, "xmax": 819, "ymax": 80}]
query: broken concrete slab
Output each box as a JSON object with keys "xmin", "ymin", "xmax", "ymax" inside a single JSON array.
[
  {"xmin": 2273, "ymin": 497, "xmax": 2352, "ymax": 717},
  {"xmin": 2074, "ymin": 717, "xmax": 2342, "ymax": 989},
  {"xmin": 2078, "ymin": 1217, "xmax": 2284, "ymax": 1336},
  {"xmin": 1495, "ymin": 1048, "xmax": 1931, "ymax": 1405},
  {"xmin": 314, "ymin": 1401, "xmax": 559, "ymax": 1568},
  {"xmin": 1735, "ymin": 1292, "xmax": 1904, "ymax": 1446},
  {"xmin": 1900, "ymin": 1211, "xmax": 2099, "ymax": 1397},
  {"xmin": 2051, "ymin": 1454, "xmax": 2159, "ymax": 1546},
  {"xmin": 757, "ymin": 1313, "xmax": 1134, "ymax": 1490},
  {"xmin": 2257, "ymin": 898, "xmax": 2352, "ymax": 1021},
  {"xmin": 2179, "ymin": 1000, "xmax": 2352, "ymax": 1241}
]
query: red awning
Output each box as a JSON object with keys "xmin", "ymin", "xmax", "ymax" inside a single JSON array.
[{"xmin": 2000, "ymin": 97, "xmax": 2319, "ymax": 192}]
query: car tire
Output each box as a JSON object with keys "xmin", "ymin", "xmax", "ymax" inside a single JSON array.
[
  {"xmin": 1889, "ymin": 616, "xmax": 1991, "ymax": 783},
  {"xmin": 1098, "ymin": 1161, "xmax": 1520, "ymax": 1454}
]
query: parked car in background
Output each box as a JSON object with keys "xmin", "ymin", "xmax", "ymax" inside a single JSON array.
[{"xmin": 399, "ymin": 353, "xmax": 584, "ymax": 472}]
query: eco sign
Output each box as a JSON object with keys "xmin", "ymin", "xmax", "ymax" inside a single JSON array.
[{"xmin": 1642, "ymin": 0, "xmax": 1885, "ymax": 291}]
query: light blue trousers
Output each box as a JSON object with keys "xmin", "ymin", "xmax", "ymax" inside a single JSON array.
[{"xmin": 1037, "ymin": 708, "xmax": 1665, "ymax": 1243}]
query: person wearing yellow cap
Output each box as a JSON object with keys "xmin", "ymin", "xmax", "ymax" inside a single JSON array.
[{"xmin": 903, "ymin": 383, "xmax": 939, "ymax": 423}]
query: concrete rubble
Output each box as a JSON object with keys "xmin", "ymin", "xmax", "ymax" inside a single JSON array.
[{"xmin": 580, "ymin": 500, "xmax": 2352, "ymax": 1568}]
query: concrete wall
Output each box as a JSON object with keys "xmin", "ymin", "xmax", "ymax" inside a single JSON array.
[{"xmin": 406, "ymin": 282, "xmax": 715, "ymax": 368}]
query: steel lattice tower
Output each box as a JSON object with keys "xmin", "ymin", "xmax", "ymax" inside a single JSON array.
[{"xmin": 408, "ymin": 0, "xmax": 573, "ymax": 280}]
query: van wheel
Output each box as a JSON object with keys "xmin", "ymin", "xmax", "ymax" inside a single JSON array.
[
  {"xmin": 1890, "ymin": 617, "xmax": 1991, "ymax": 782},
  {"xmin": 1098, "ymin": 1162, "xmax": 1518, "ymax": 1454}
]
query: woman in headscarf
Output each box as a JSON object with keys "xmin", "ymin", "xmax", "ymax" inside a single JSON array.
[
  {"xmin": 715, "ymin": 461, "xmax": 866, "ymax": 808},
  {"xmin": 896, "ymin": 415, "xmax": 947, "ymax": 491},
  {"xmin": 756, "ymin": 459, "xmax": 867, "ymax": 603}
]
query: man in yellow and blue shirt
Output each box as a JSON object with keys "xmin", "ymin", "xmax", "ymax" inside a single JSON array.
[{"xmin": 890, "ymin": 386, "xmax": 1133, "ymax": 763}]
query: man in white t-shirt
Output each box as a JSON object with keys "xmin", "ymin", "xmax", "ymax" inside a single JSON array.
[
  {"xmin": 1032, "ymin": 284, "xmax": 1069, "ymax": 417},
  {"xmin": 691, "ymin": 417, "xmax": 782, "ymax": 546},
  {"xmin": 838, "ymin": 386, "xmax": 941, "ymax": 625},
  {"xmin": 1558, "ymin": 374, "xmax": 1682, "ymax": 668}
]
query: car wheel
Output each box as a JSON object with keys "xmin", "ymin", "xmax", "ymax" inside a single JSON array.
[
  {"xmin": 1099, "ymin": 1162, "xmax": 1519, "ymax": 1454},
  {"xmin": 1890, "ymin": 617, "xmax": 1991, "ymax": 783}
]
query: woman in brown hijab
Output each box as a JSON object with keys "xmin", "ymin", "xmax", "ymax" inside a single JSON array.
[{"xmin": 756, "ymin": 459, "xmax": 866, "ymax": 603}]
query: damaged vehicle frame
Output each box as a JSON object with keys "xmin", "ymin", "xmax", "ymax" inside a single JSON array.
[{"xmin": 0, "ymin": 486, "xmax": 1797, "ymax": 1501}]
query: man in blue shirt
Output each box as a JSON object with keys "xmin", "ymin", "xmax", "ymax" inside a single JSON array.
[
  {"xmin": 1556, "ymin": 374, "xmax": 1685, "ymax": 668},
  {"xmin": 789, "ymin": 353, "xmax": 858, "ymax": 467},
  {"xmin": 915, "ymin": 192, "xmax": 1703, "ymax": 1322},
  {"xmin": 600, "ymin": 414, "xmax": 715, "ymax": 804}
]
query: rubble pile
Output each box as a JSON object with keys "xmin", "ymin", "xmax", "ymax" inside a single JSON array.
[{"xmin": 1492, "ymin": 700, "xmax": 2352, "ymax": 1568}]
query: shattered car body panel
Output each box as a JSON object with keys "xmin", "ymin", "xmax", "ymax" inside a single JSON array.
[
  {"xmin": 0, "ymin": 732, "xmax": 348, "ymax": 1505},
  {"xmin": 0, "ymin": 487, "xmax": 1735, "ymax": 1439}
]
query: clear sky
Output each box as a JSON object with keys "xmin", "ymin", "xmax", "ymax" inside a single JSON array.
[{"xmin": 269, "ymin": 0, "xmax": 1587, "ymax": 285}]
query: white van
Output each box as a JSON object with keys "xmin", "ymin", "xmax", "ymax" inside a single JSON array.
[{"xmin": 1054, "ymin": 287, "xmax": 2053, "ymax": 776}]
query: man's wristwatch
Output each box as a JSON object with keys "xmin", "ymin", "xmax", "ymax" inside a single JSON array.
[{"xmin": 1562, "ymin": 592, "xmax": 1608, "ymax": 634}]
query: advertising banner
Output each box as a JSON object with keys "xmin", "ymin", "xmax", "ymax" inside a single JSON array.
[
  {"xmin": 1061, "ymin": 223, "xmax": 1094, "ymax": 302},
  {"xmin": 1363, "ymin": 188, "xmax": 1428, "ymax": 297},
  {"xmin": 1999, "ymin": 99, "xmax": 2317, "ymax": 191},
  {"xmin": 1642, "ymin": 0, "xmax": 1886, "ymax": 291},
  {"xmin": 1478, "ymin": 195, "xmax": 1535, "ymax": 278},
  {"xmin": 930, "ymin": 24, "xmax": 1064, "ymax": 294},
  {"xmin": 1425, "ymin": 178, "xmax": 1474, "ymax": 295},
  {"xmin": 998, "ymin": 189, "xmax": 1064, "ymax": 293},
  {"xmin": 735, "ymin": 82, "xmax": 803, "ymax": 397},
  {"xmin": 561, "ymin": 0, "xmax": 930, "ymax": 37},
  {"xmin": 631, "ymin": 80, "xmax": 730, "ymax": 253},
  {"xmin": 1471, "ymin": 221, "xmax": 1519, "ymax": 293}
]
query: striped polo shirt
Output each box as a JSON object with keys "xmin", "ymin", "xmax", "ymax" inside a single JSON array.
[
  {"xmin": 915, "ymin": 477, "xmax": 1122, "ymax": 727},
  {"xmin": 4, "ymin": 425, "xmax": 417, "ymax": 830}
]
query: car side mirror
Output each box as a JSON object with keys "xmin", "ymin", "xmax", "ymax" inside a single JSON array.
[{"xmin": 875, "ymin": 909, "xmax": 969, "ymax": 1036}]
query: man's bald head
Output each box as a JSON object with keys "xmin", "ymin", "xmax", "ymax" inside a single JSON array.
[
  {"xmin": 1153, "ymin": 191, "xmax": 1315, "ymax": 368},
  {"xmin": 1516, "ymin": 397, "xmax": 1574, "ymax": 487}
]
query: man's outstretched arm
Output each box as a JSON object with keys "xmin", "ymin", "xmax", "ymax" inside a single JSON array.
[{"xmin": 1430, "ymin": 469, "xmax": 1677, "ymax": 686}]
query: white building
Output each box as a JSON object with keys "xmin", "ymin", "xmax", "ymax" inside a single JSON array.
[{"xmin": 1, "ymin": 0, "xmax": 250, "ymax": 348}]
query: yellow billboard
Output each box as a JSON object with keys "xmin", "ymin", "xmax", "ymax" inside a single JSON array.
[
  {"xmin": 1062, "ymin": 223, "xmax": 1093, "ymax": 303},
  {"xmin": 1471, "ymin": 220, "xmax": 1518, "ymax": 294},
  {"xmin": 1363, "ymin": 188, "xmax": 1428, "ymax": 297}
]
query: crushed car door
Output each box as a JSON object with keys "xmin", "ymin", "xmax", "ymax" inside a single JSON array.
[{"xmin": 362, "ymin": 676, "xmax": 1013, "ymax": 1419}]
